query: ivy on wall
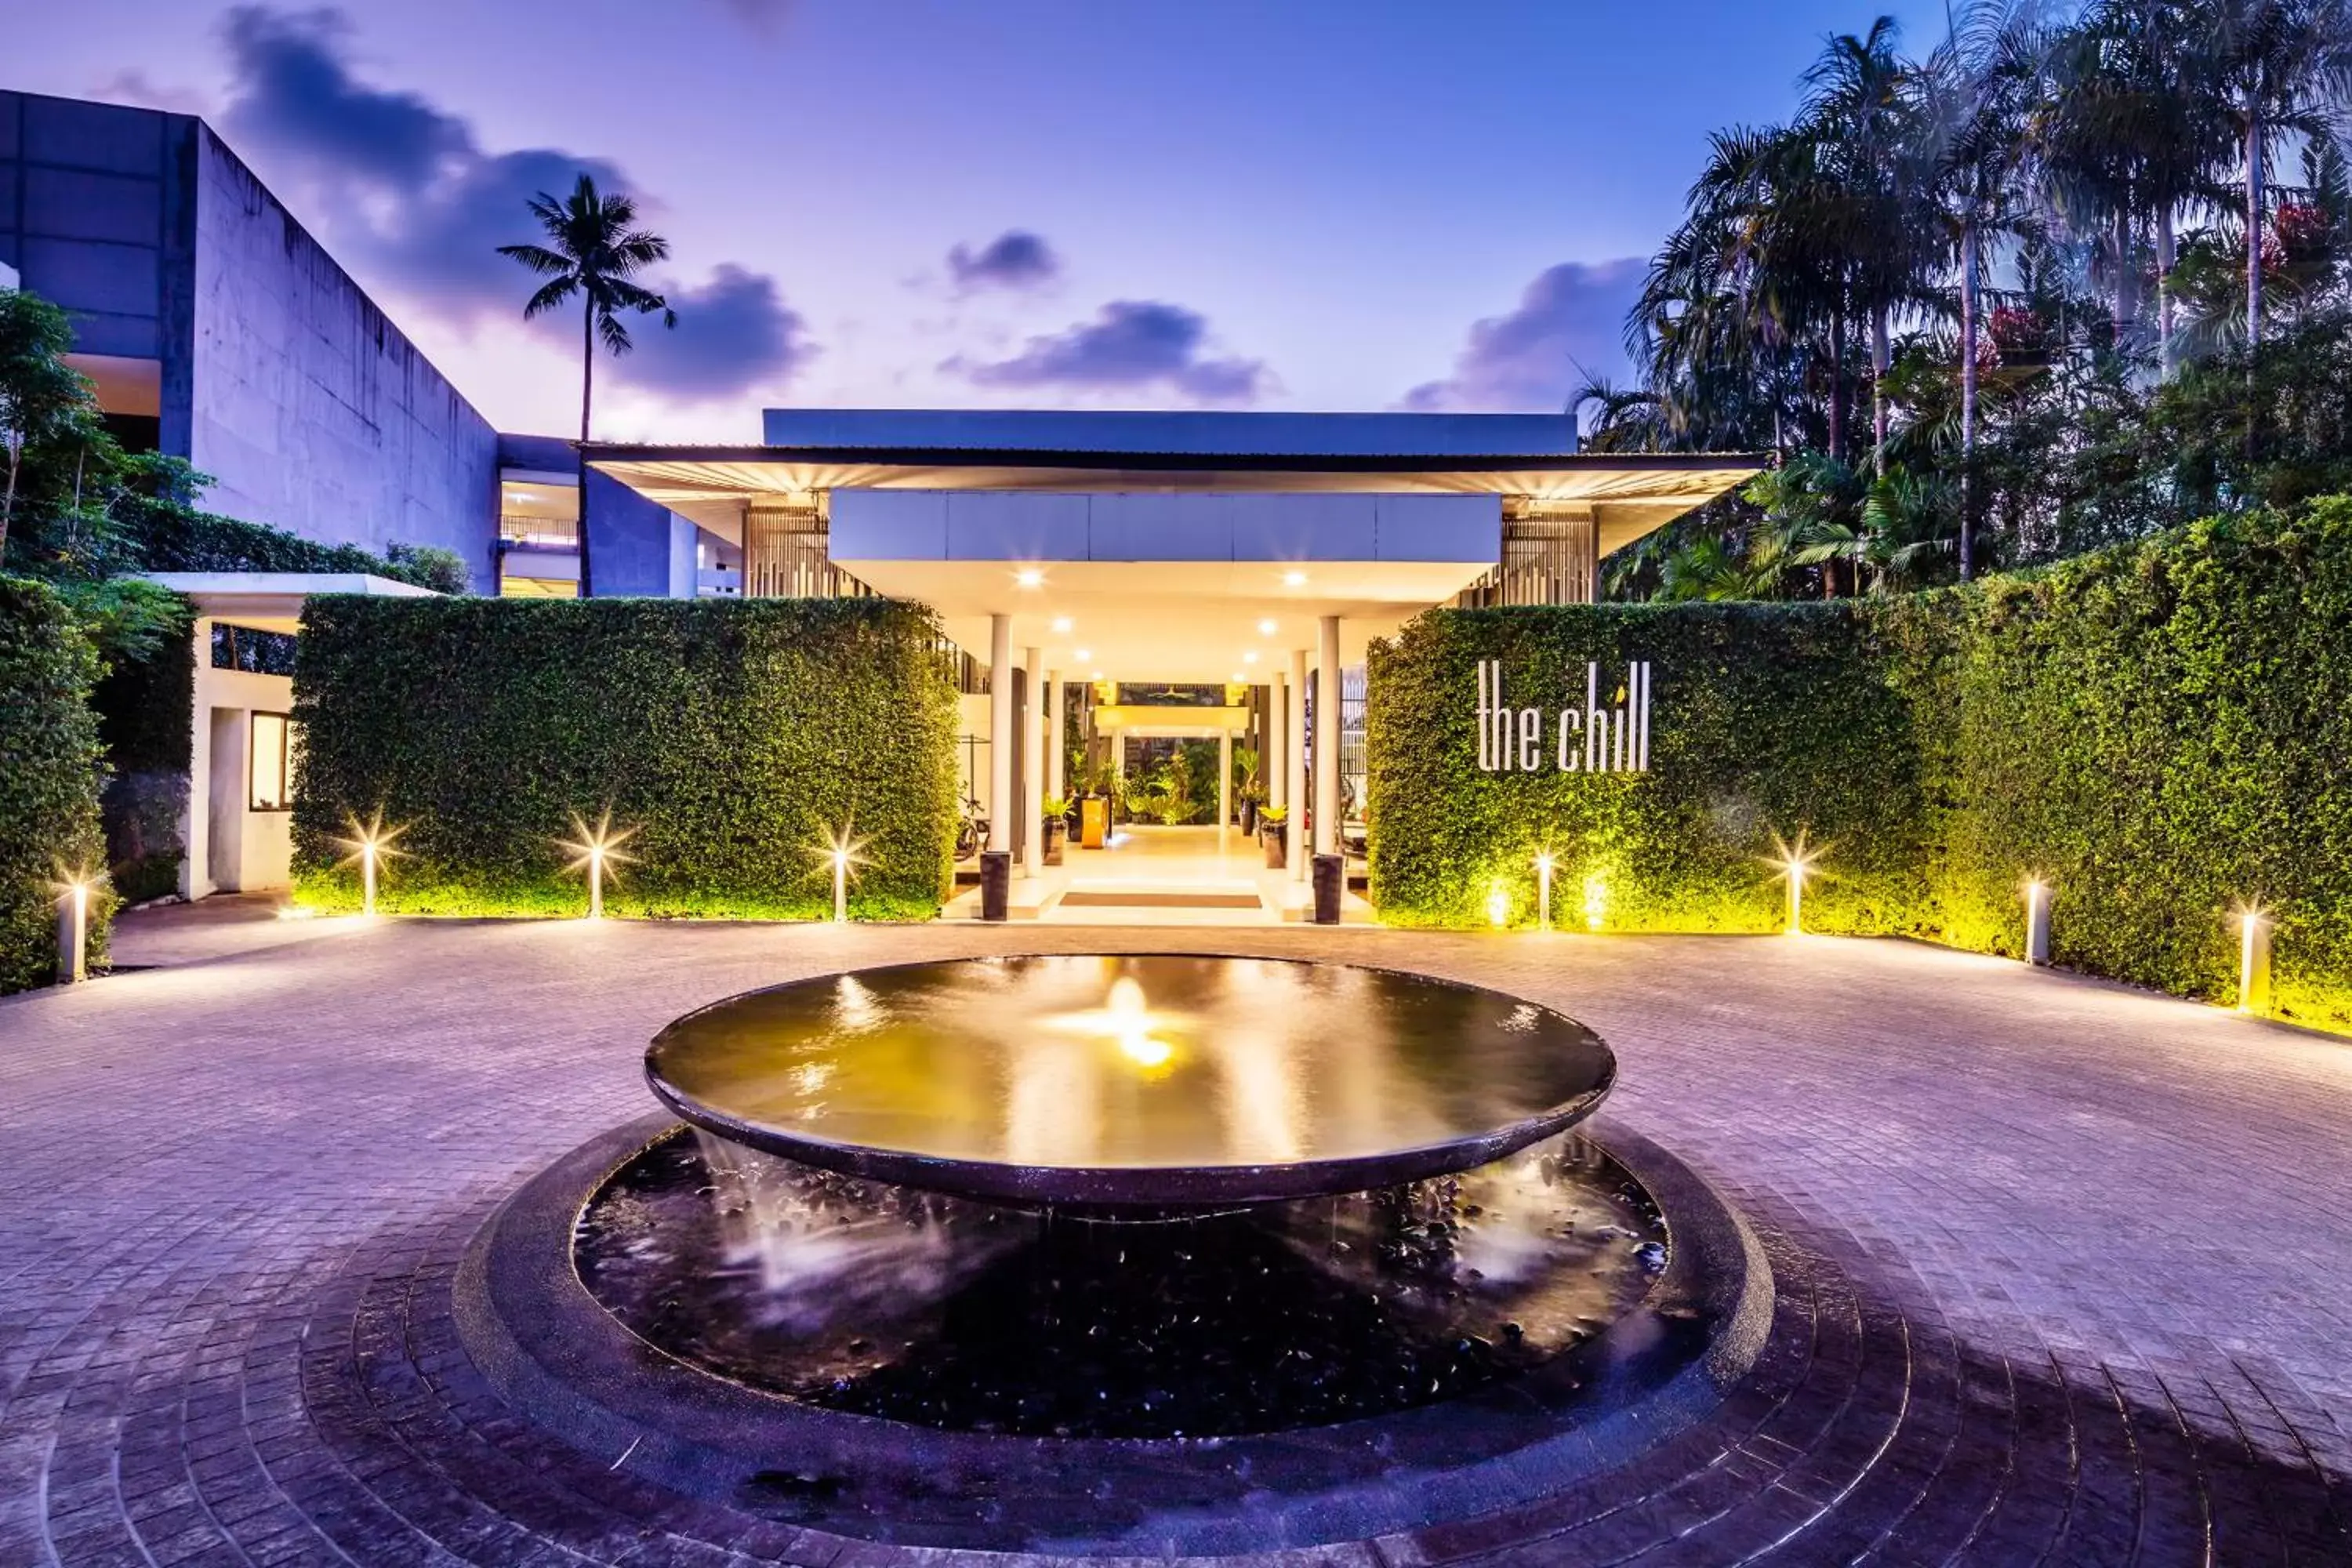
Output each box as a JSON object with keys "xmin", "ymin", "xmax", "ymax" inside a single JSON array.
[
  {"xmin": 0, "ymin": 577, "xmax": 110, "ymax": 993},
  {"xmin": 1368, "ymin": 499, "xmax": 2352, "ymax": 1033},
  {"xmin": 291, "ymin": 596, "xmax": 961, "ymax": 920}
]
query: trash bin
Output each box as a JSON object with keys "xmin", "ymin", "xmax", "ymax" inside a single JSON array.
[
  {"xmin": 981, "ymin": 850, "xmax": 1011, "ymax": 922},
  {"xmin": 1312, "ymin": 852, "xmax": 1342, "ymax": 925}
]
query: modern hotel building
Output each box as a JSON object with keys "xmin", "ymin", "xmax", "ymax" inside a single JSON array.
[{"xmin": 3, "ymin": 86, "xmax": 1755, "ymax": 911}]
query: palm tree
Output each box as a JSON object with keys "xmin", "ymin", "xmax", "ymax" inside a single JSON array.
[
  {"xmin": 2198, "ymin": 0, "xmax": 2352, "ymax": 347},
  {"xmin": 499, "ymin": 173, "xmax": 676, "ymax": 597}
]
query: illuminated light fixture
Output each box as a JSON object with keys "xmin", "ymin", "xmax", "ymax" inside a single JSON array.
[
  {"xmin": 1583, "ymin": 871, "xmax": 1608, "ymax": 932},
  {"xmin": 1534, "ymin": 851, "xmax": 1555, "ymax": 931},
  {"xmin": 559, "ymin": 809, "xmax": 637, "ymax": 920},
  {"xmin": 53, "ymin": 869, "xmax": 96, "ymax": 984},
  {"xmin": 1242, "ymin": 650, "xmax": 1259, "ymax": 664},
  {"xmin": 2236, "ymin": 903, "xmax": 2272, "ymax": 1014},
  {"xmin": 1051, "ymin": 616, "xmax": 1073, "ymax": 633},
  {"xmin": 819, "ymin": 824, "xmax": 870, "ymax": 924},
  {"xmin": 1282, "ymin": 570, "xmax": 1308, "ymax": 587},
  {"xmin": 1091, "ymin": 670, "xmax": 1105, "ymax": 681},
  {"xmin": 338, "ymin": 810, "xmax": 406, "ymax": 917},
  {"xmin": 1258, "ymin": 618, "xmax": 1278, "ymax": 636},
  {"xmin": 1486, "ymin": 883, "xmax": 1511, "ymax": 928},
  {"xmin": 1014, "ymin": 568, "xmax": 1044, "ymax": 589},
  {"xmin": 2024, "ymin": 878, "xmax": 2052, "ymax": 965},
  {"xmin": 1074, "ymin": 648, "xmax": 1092, "ymax": 662},
  {"xmin": 1769, "ymin": 832, "xmax": 1820, "ymax": 937}
]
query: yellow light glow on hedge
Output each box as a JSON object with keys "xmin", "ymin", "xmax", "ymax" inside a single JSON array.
[
  {"xmin": 1583, "ymin": 872, "xmax": 1608, "ymax": 932},
  {"xmin": 1534, "ymin": 851, "xmax": 1555, "ymax": 931}
]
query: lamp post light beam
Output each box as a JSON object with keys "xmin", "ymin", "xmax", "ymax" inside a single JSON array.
[
  {"xmin": 559, "ymin": 811, "xmax": 637, "ymax": 920},
  {"xmin": 818, "ymin": 825, "xmax": 869, "ymax": 924},
  {"xmin": 55, "ymin": 873, "xmax": 92, "ymax": 984},
  {"xmin": 339, "ymin": 811, "xmax": 405, "ymax": 919}
]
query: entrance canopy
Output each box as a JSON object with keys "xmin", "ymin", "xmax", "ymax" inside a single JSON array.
[{"xmin": 586, "ymin": 410, "xmax": 1759, "ymax": 682}]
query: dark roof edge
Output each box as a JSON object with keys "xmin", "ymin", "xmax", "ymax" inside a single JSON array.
[{"xmin": 580, "ymin": 443, "xmax": 1766, "ymax": 474}]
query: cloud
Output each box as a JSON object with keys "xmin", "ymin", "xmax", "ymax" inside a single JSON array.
[
  {"xmin": 211, "ymin": 6, "xmax": 812, "ymax": 401},
  {"xmin": 953, "ymin": 300, "xmax": 1269, "ymax": 404},
  {"xmin": 220, "ymin": 8, "xmax": 471, "ymax": 189},
  {"xmin": 614, "ymin": 265, "xmax": 815, "ymax": 397},
  {"xmin": 1400, "ymin": 258, "xmax": 1646, "ymax": 412},
  {"xmin": 89, "ymin": 71, "xmax": 211, "ymax": 116},
  {"xmin": 946, "ymin": 230, "xmax": 1062, "ymax": 293}
]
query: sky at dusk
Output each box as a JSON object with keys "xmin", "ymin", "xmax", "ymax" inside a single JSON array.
[{"xmin": 13, "ymin": 0, "xmax": 1948, "ymax": 441}]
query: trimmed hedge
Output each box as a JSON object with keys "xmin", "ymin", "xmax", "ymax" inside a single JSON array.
[
  {"xmin": 290, "ymin": 596, "xmax": 960, "ymax": 920},
  {"xmin": 0, "ymin": 576, "xmax": 110, "ymax": 993},
  {"xmin": 1368, "ymin": 499, "xmax": 2352, "ymax": 1033}
]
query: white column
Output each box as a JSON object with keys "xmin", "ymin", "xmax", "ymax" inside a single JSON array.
[
  {"xmin": 1316, "ymin": 615, "xmax": 1341, "ymax": 859},
  {"xmin": 1046, "ymin": 673, "xmax": 1063, "ymax": 802},
  {"xmin": 1218, "ymin": 728, "xmax": 1232, "ymax": 838},
  {"xmin": 1287, "ymin": 648, "xmax": 1308, "ymax": 880},
  {"xmin": 1269, "ymin": 670, "xmax": 1287, "ymax": 812},
  {"xmin": 1022, "ymin": 645, "xmax": 1044, "ymax": 877},
  {"xmin": 988, "ymin": 615, "xmax": 1014, "ymax": 853},
  {"xmin": 183, "ymin": 618, "xmax": 211, "ymax": 901}
]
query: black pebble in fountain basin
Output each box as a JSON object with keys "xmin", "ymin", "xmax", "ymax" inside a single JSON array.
[{"xmin": 644, "ymin": 953, "xmax": 1618, "ymax": 1210}]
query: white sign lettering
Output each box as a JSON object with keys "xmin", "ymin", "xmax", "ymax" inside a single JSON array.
[{"xmin": 1474, "ymin": 660, "xmax": 1652, "ymax": 774}]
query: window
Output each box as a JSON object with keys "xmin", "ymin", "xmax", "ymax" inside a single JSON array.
[
  {"xmin": 249, "ymin": 713, "xmax": 294, "ymax": 811},
  {"xmin": 212, "ymin": 623, "xmax": 299, "ymax": 675}
]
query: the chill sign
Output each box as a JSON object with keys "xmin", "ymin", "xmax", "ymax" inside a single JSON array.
[{"xmin": 1474, "ymin": 659, "xmax": 1653, "ymax": 774}]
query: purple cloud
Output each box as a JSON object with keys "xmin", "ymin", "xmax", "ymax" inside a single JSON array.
[
  {"xmin": 946, "ymin": 230, "xmax": 1062, "ymax": 292},
  {"xmin": 956, "ymin": 300, "xmax": 1269, "ymax": 404},
  {"xmin": 1401, "ymin": 258, "xmax": 1645, "ymax": 412},
  {"xmin": 211, "ymin": 6, "xmax": 812, "ymax": 401}
]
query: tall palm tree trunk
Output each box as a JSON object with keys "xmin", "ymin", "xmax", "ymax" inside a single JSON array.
[
  {"xmin": 2245, "ymin": 110, "xmax": 2264, "ymax": 348},
  {"xmin": 1828, "ymin": 310, "xmax": 1847, "ymax": 463},
  {"xmin": 578, "ymin": 297, "xmax": 596, "ymax": 599},
  {"xmin": 2111, "ymin": 209, "xmax": 2136, "ymax": 343},
  {"xmin": 2156, "ymin": 205, "xmax": 2176, "ymax": 374},
  {"xmin": 1959, "ymin": 225, "xmax": 1979, "ymax": 582},
  {"xmin": 1870, "ymin": 307, "xmax": 1890, "ymax": 475}
]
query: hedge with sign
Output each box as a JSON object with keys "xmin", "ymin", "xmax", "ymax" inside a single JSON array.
[
  {"xmin": 1367, "ymin": 499, "xmax": 2352, "ymax": 1033},
  {"xmin": 290, "ymin": 595, "xmax": 961, "ymax": 920}
]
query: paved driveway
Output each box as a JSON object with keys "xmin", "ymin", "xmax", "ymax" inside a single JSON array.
[{"xmin": 2, "ymin": 911, "xmax": 2348, "ymax": 1563}]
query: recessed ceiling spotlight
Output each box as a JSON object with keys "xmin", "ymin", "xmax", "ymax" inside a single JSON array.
[
  {"xmin": 1282, "ymin": 570, "xmax": 1308, "ymax": 587},
  {"xmin": 1257, "ymin": 618, "xmax": 1277, "ymax": 635},
  {"xmin": 1242, "ymin": 650, "xmax": 1259, "ymax": 664},
  {"xmin": 1091, "ymin": 670, "xmax": 1104, "ymax": 681},
  {"xmin": 1230, "ymin": 672, "xmax": 1247, "ymax": 683},
  {"xmin": 1015, "ymin": 568, "xmax": 1044, "ymax": 589},
  {"xmin": 1074, "ymin": 648, "xmax": 1092, "ymax": 661},
  {"xmin": 1051, "ymin": 616, "xmax": 1073, "ymax": 633}
]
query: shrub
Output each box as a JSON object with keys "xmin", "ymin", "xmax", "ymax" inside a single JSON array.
[
  {"xmin": 1369, "ymin": 499, "xmax": 2352, "ymax": 1032},
  {"xmin": 0, "ymin": 576, "xmax": 109, "ymax": 992},
  {"xmin": 290, "ymin": 595, "xmax": 960, "ymax": 920}
]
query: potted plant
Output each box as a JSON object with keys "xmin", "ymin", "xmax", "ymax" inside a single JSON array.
[
  {"xmin": 1232, "ymin": 746, "xmax": 1263, "ymax": 834},
  {"xmin": 1042, "ymin": 793, "xmax": 1072, "ymax": 865},
  {"xmin": 1258, "ymin": 805, "xmax": 1288, "ymax": 869}
]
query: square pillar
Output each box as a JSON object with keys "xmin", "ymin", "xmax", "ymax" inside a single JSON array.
[
  {"xmin": 988, "ymin": 615, "xmax": 1013, "ymax": 853},
  {"xmin": 1218, "ymin": 728, "xmax": 1232, "ymax": 837},
  {"xmin": 1288, "ymin": 648, "xmax": 1308, "ymax": 880},
  {"xmin": 1315, "ymin": 616, "xmax": 1341, "ymax": 858},
  {"xmin": 1022, "ymin": 646, "xmax": 1045, "ymax": 877}
]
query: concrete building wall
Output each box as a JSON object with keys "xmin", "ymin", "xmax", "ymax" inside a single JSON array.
[
  {"xmin": 189, "ymin": 128, "xmax": 499, "ymax": 590},
  {"xmin": 0, "ymin": 90, "xmax": 198, "ymax": 451},
  {"xmin": 582, "ymin": 466, "xmax": 696, "ymax": 597}
]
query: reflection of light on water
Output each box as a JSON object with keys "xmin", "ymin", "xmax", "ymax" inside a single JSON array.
[
  {"xmin": 1043, "ymin": 975, "xmax": 1185, "ymax": 1073},
  {"xmin": 831, "ymin": 975, "xmax": 882, "ymax": 1029}
]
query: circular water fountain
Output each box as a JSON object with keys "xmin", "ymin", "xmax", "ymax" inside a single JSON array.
[
  {"xmin": 459, "ymin": 953, "xmax": 1769, "ymax": 1555},
  {"xmin": 644, "ymin": 954, "xmax": 1618, "ymax": 1209}
]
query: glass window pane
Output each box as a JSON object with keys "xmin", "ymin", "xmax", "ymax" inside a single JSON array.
[{"xmin": 250, "ymin": 713, "xmax": 290, "ymax": 811}]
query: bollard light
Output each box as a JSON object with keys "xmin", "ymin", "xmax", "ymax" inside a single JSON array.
[
  {"xmin": 560, "ymin": 811, "xmax": 637, "ymax": 920},
  {"xmin": 818, "ymin": 826, "xmax": 869, "ymax": 924},
  {"xmin": 1535, "ymin": 852, "xmax": 1555, "ymax": 931},
  {"xmin": 2024, "ymin": 878, "xmax": 2052, "ymax": 965},
  {"xmin": 55, "ymin": 872, "xmax": 93, "ymax": 984},
  {"xmin": 1583, "ymin": 872, "xmax": 1608, "ymax": 932},
  {"xmin": 1770, "ymin": 833, "xmax": 1820, "ymax": 937},
  {"xmin": 2237, "ymin": 904, "xmax": 2272, "ymax": 1014},
  {"xmin": 339, "ymin": 811, "xmax": 405, "ymax": 918}
]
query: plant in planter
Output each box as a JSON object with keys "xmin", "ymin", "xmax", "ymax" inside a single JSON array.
[
  {"xmin": 1229, "ymin": 746, "xmax": 1261, "ymax": 833},
  {"xmin": 1041, "ymin": 793, "xmax": 1072, "ymax": 866},
  {"xmin": 1258, "ymin": 804, "xmax": 1289, "ymax": 869}
]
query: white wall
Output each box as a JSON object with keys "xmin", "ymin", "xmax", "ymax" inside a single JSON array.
[{"xmin": 182, "ymin": 619, "xmax": 296, "ymax": 898}]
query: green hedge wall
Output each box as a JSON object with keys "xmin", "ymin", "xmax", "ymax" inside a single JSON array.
[
  {"xmin": 0, "ymin": 576, "xmax": 110, "ymax": 993},
  {"xmin": 291, "ymin": 596, "xmax": 960, "ymax": 920},
  {"xmin": 1368, "ymin": 499, "xmax": 2352, "ymax": 1033}
]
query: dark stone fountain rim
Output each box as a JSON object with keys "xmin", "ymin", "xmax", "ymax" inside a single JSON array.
[
  {"xmin": 452, "ymin": 1109, "xmax": 1773, "ymax": 1556},
  {"xmin": 643, "ymin": 952, "xmax": 1619, "ymax": 1210}
]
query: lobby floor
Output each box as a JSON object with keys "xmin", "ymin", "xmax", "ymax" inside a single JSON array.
[
  {"xmin": 4, "ymin": 915, "xmax": 2350, "ymax": 1563},
  {"xmin": 944, "ymin": 822, "xmax": 1376, "ymax": 924}
]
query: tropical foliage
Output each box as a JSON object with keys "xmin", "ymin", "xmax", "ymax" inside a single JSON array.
[
  {"xmin": 1599, "ymin": 0, "xmax": 2352, "ymax": 598},
  {"xmin": 0, "ymin": 575, "xmax": 109, "ymax": 994}
]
